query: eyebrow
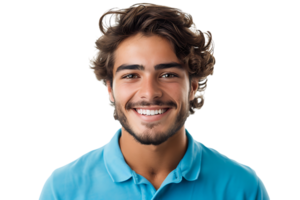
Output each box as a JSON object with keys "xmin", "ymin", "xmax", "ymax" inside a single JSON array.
[{"xmin": 115, "ymin": 62, "xmax": 183, "ymax": 74}]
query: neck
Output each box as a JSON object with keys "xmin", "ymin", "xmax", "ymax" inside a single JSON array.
[{"xmin": 119, "ymin": 126, "xmax": 187, "ymax": 188}]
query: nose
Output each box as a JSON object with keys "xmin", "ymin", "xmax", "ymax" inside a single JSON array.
[{"xmin": 139, "ymin": 77, "xmax": 163, "ymax": 101}]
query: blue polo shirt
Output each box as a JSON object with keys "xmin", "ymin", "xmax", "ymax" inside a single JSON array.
[{"xmin": 39, "ymin": 129, "xmax": 269, "ymax": 200}]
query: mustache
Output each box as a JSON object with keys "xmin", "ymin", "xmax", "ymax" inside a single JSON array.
[{"xmin": 128, "ymin": 101, "xmax": 176, "ymax": 109}]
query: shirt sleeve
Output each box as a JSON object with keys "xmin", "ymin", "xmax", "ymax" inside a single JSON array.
[
  {"xmin": 39, "ymin": 173, "xmax": 58, "ymax": 200},
  {"xmin": 254, "ymin": 176, "xmax": 270, "ymax": 200}
]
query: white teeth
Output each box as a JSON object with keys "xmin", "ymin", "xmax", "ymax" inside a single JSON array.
[{"xmin": 136, "ymin": 108, "xmax": 167, "ymax": 116}]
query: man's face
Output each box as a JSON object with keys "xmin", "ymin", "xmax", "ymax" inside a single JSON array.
[{"xmin": 107, "ymin": 33, "xmax": 197, "ymax": 145}]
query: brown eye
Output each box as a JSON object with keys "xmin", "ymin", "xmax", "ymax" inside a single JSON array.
[
  {"xmin": 162, "ymin": 73, "xmax": 178, "ymax": 77},
  {"xmin": 161, "ymin": 73, "xmax": 176, "ymax": 78},
  {"xmin": 122, "ymin": 74, "xmax": 136, "ymax": 79}
]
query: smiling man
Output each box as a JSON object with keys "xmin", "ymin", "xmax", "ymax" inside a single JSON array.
[
  {"xmin": 109, "ymin": 34, "xmax": 195, "ymax": 191},
  {"xmin": 39, "ymin": 3, "xmax": 269, "ymax": 200}
]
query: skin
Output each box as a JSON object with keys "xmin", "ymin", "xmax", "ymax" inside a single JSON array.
[{"xmin": 107, "ymin": 33, "xmax": 198, "ymax": 190}]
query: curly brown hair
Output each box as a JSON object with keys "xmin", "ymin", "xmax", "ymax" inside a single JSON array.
[{"xmin": 91, "ymin": 3, "xmax": 215, "ymax": 115}]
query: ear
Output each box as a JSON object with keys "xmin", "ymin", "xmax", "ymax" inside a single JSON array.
[
  {"xmin": 189, "ymin": 78, "xmax": 199, "ymax": 101},
  {"xmin": 106, "ymin": 80, "xmax": 115, "ymax": 103}
]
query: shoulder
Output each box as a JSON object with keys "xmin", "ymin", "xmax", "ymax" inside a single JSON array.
[
  {"xmin": 54, "ymin": 146, "xmax": 105, "ymax": 176},
  {"xmin": 39, "ymin": 146, "xmax": 108, "ymax": 200},
  {"xmin": 197, "ymin": 142, "xmax": 269, "ymax": 199}
]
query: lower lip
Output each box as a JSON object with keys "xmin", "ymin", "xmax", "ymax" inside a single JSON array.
[{"xmin": 133, "ymin": 108, "xmax": 171, "ymax": 122}]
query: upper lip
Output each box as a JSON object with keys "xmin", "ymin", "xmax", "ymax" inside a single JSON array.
[{"xmin": 133, "ymin": 106, "xmax": 170, "ymax": 110}]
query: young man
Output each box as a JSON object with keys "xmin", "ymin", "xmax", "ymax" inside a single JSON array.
[
  {"xmin": 107, "ymin": 31, "xmax": 198, "ymax": 190},
  {"xmin": 40, "ymin": 3, "xmax": 269, "ymax": 200}
]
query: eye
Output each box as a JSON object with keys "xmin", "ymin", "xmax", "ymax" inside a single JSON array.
[
  {"xmin": 162, "ymin": 73, "xmax": 178, "ymax": 77},
  {"xmin": 122, "ymin": 73, "xmax": 178, "ymax": 79},
  {"xmin": 122, "ymin": 74, "xmax": 136, "ymax": 79}
]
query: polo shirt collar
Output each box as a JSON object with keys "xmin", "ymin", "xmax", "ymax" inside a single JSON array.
[{"xmin": 103, "ymin": 129, "xmax": 202, "ymax": 183}]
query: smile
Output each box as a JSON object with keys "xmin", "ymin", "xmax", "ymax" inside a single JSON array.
[{"xmin": 132, "ymin": 107, "xmax": 171, "ymax": 122}]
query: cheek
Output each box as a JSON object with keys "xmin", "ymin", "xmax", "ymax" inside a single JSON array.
[
  {"xmin": 169, "ymin": 86, "xmax": 182, "ymax": 99},
  {"xmin": 113, "ymin": 83, "xmax": 136, "ymax": 105}
]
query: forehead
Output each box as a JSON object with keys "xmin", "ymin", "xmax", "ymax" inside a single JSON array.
[{"xmin": 113, "ymin": 33, "xmax": 180, "ymax": 73}]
